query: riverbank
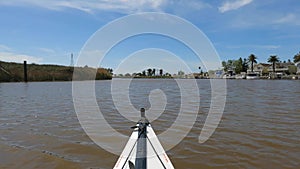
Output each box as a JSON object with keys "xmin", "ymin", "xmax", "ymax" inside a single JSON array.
[{"xmin": 0, "ymin": 61, "xmax": 112, "ymax": 82}]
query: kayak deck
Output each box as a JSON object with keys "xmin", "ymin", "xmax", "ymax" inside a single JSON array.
[{"xmin": 114, "ymin": 123, "xmax": 174, "ymax": 169}]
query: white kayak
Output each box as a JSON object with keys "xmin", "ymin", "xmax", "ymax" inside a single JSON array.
[{"xmin": 114, "ymin": 108, "xmax": 175, "ymax": 169}]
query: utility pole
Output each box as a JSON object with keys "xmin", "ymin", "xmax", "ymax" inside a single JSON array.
[
  {"xmin": 70, "ymin": 53, "xmax": 74, "ymax": 67},
  {"xmin": 24, "ymin": 61, "xmax": 28, "ymax": 82}
]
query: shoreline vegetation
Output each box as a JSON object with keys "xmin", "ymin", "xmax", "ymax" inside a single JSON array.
[
  {"xmin": 0, "ymin": 61, "xmax": 112, "ymax": 82},
  {"xmin": 113, "ymin": 53, "xmax": 300, "ymax": 80},
  {"xmin": 1, "ymin": 51, "xmax": 300, "ymax": 83},
  {"xmin": 115, "ymin": 68, "xmax": 173, "ymax": 79},
  {"xmin": 220, "ymin": 53, "xmax": 300, "ymax": 80}
]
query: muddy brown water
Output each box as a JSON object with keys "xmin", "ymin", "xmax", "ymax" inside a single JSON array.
[{"xmin": 0, "ymin": 79, "xmax": 299, "ymax": 169}]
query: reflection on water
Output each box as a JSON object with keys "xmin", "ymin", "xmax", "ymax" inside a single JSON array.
[{"xmin": 0, "ymin": 80, "xmax": 299, "ymax": 169}]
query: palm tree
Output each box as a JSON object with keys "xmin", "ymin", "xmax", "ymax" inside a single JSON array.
[
  {"xmin": 268, "ymin": 55, "xmax": 280, "ymax": 73},
  {"xmin": 248, "ymin": 54, "xmax": 257, "ymax": 72},
  {"xmin": 147, "ymin": 68, "xmax": 152, "ymax": 76},
  {"xmin": 294, "ymin": 52, "xmax": 300, "ymax": 63},
  {"xmin": 152, "ymin": 68, "xmax": 156, "ymax": 76},
  {"xmin": 242, "ymin": 58, "xmax": 248, "ymax": 72},
  {"xmin": 159, "ymin": 69, "xmax": 163, "ymax": 76},
  {"xmin": 142, "ymin": 70, "xmax": 146, "ymax": 76}
]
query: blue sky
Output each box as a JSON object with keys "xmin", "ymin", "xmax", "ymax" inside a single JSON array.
[{"xmin": 0, "ymin": 0, "xmax": 299, "ymax": 73}]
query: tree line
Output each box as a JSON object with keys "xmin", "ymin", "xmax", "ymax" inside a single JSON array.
[
  {"xmin": 222, "ymin": 51, "xmax": 300, "ymax": 74},
  {"xmin": 116, "ymin": 68, "xmax": 172, "ymax": 78}
]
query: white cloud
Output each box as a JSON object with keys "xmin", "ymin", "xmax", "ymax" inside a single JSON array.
[
  {"xmin": 259, "ymin": 45, "xmax": 281, "ymax": 49},
  {"xmin": 0, "ymin": 0, "xmax": 212, "ymax": 14},
  {"xmin": 219, "ymin": 0, "xmax": 253, "ymax": 13},
  {"xmin": 0, "ymin": 44, "xmax": 12, "ymax": 52},
  {"xmin": 0, "ymin": 45, "xmax": 42, "ymax": 63},
  {"xmin": 38, "ymin": 47, "xmax": 56, "ymax": 54},
  {"xmin": 226, "ymin": 44, "xmax": 281, "ymax": 50},
  {"xmin": 0, "ymin": 0, "xmax": 167, "ymax": 14},
  {"xmin": 0, "ymin": 52, "xmax": 42, "ymax": 63},
  {"xmin": 274, "ymin": 13, "xmax": 300, "ymax": 25}
]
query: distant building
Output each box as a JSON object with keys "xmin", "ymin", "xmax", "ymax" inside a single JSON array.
[
  {"xmin": 272, "ymin": 62, "xmax": 294, "ymax": 74},
  {"xmin": 295, "ymin": 62, "xmax": 300, "ymax": 74},
  {"xmin": 247, "ymin": 63, "xmax": 269, "ymax": 75},
  {"xmin": 214, "ymin": 70, "xmax": 223, "ymax": 78},
  {"xmin": 183, "ymin": 73, "xmax": 194, "ymax": 79},
  {"xmin": 248, "ymin": 62, "xmax": 295, "ymax": 76},
  {"xmin": 192, "ymin": 73, "xmax": 201, "ymax": 79}
]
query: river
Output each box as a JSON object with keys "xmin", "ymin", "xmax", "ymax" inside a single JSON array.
[{"xmin": 0, "ymin": 79, "xmax": 299, "ymax": 169}]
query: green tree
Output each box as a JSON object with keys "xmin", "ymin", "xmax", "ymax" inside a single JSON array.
[
  {"xmin": 294, "ymin": 52, "xmax": 300, "ymax": 63},
  {"xmin": 248, "ymin": 54, "xmax": 257, "ymax": 72},
  {"xmin": 178, "ymin": 70, "xmax": 185, "ymax": 76},
  {"xmin": 268, "ymin": 55, "xmax": 280, "ymax": 73},
  {"xmin": 234, "ymin": 58, "xmax": 243, "ymax": 74},
  {"xmin": 242, "ymin": 58, "xmax": 248, "ymax": 72},
  {"xmin": 221, "ymin": 61, "xmax": 228, "ymax": 72},
  {"xmin": 159, "ymin": 69, "xmax": 163, "ymax": 76},
  {"xmin": 147, "ymin": 68, "xmax": 152, "ymax": 76},
  {"xmin": 222, "ymin": 60, "xmax": 235, "ymax": 72},
  {"xmin": 152, "ymin": 68, "xmax": 156, "ymax": 76},
  {"xmin": 288, "ymin": 65, "xmax": 297, "ymax": 75}
]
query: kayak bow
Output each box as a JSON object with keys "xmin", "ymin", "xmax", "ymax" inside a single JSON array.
[{"xmin": 114, "ymin": 108, "xmax": 175, "ymax": 169}]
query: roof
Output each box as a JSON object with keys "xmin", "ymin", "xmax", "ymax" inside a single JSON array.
[{"xmin": 257, "ymin": 63, "xmax": 271, "ymax": 67}]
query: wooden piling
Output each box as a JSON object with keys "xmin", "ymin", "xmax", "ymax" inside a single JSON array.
[{"xmin": 24, "ymin": 61, "xmax": 28, "ymax": 82}]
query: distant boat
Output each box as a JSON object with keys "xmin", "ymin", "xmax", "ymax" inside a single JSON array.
[
  {"xmin": 246, "ymin": 73, "xmax": 259, "ymax": 79},
  {"xmin": 222, "ymin": 74, "xmax": 235, "ymax": 79},
  {"xmin": 235, "ymin": 74, "xmax": 246, "ymax": 79}
]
